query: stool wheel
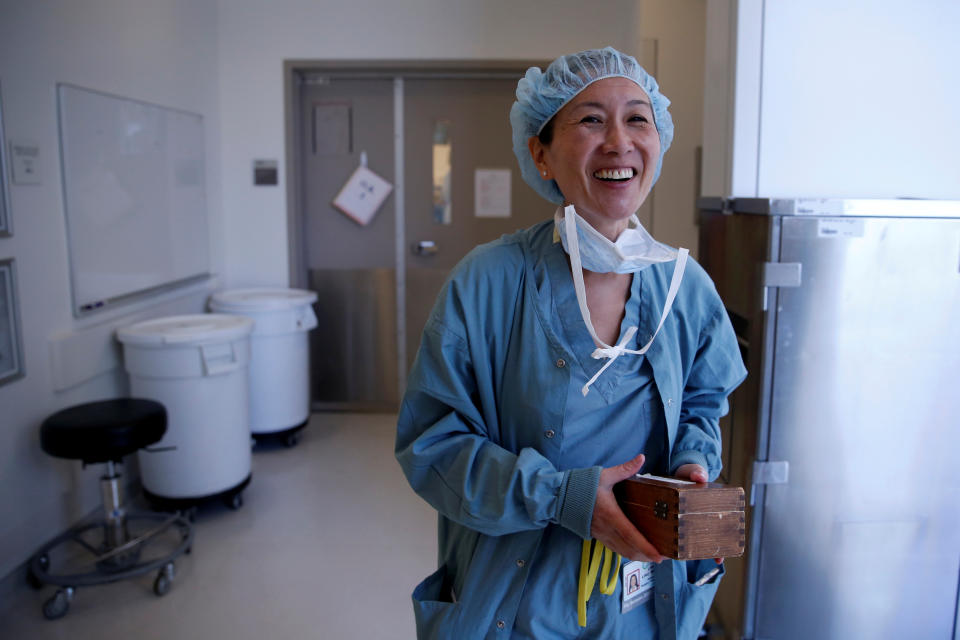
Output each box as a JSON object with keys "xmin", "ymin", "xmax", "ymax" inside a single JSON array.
[
  {"xmin": 153, "ymin": 563, "xmax": 175, "ymax": 597},
  {"xmin": 43, "ymin": 588, "xmax": 73, "ymax": 620}
]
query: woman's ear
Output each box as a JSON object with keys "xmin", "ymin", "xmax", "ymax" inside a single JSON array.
[{"xmin": 527, "ymin": 136, "xmax": 551, "ymax": 180}]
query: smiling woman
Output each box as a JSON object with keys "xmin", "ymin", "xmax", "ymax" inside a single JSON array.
[{"xmin": 395, "ymin": 47, "xmax": 746, "ymax": 640}]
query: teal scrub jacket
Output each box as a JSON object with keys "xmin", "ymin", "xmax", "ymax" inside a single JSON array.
[{"xmin": 396, "ymin": 220, "xmax": 747, "ymax": 639}]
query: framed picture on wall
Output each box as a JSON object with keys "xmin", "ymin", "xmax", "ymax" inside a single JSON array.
[
  {"xmin": 0, "ymin": 81, "xmax": 10, "ymax": 236},
  {"xmin": 0, "ymin": 258, "xmax": 24, "ymax": 386}
]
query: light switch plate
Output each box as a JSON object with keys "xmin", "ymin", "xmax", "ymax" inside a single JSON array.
[{"xmin": 10, "ymin": 141, "xmax": 40, "ymax": 184}]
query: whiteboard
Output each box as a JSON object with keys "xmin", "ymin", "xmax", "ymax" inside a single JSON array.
[{"xmin": 57, "ymin": 84, "xmax": 209, "ymax": 315}]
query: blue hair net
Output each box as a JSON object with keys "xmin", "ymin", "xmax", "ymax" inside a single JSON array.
[{"xmin": 510, "ymin": 46, "xmax": 674, "ymax": 205}]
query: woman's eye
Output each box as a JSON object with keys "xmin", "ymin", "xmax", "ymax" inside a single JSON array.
[
  {"xmin": 579, "ymin": 115, "xmax": 602, "ymax": 124},
  {"xmin": 629, "ymin": 115, "xmax": 650, "ymax": 124}
]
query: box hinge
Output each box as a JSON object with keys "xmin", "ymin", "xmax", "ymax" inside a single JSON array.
[{"xmin": 761, "ymin": 262, "xmax": 802, "ymax": 311}]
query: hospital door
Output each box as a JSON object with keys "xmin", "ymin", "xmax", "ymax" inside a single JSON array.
[{"xmin": 299, "ymin": 72, "xmax": 552, "ymax": 410}]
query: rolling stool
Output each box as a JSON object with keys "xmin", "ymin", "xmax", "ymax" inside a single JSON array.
[{"xmin": 29, "ymin": 398, "xmax": 194, "ymax": 620}]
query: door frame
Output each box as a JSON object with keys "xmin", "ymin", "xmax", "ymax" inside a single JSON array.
[{"xmin": 283, "ymin": 60, "xmax": 548, "ymax": 404}]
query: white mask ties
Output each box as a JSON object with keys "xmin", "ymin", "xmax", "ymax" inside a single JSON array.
[
  {"xmin": 582, "ymin": 326, "xmax": 639, "ymax": 393},
  {"xmin": 559, "ymin": 205, "xmax": 689, "ymax": 396}
]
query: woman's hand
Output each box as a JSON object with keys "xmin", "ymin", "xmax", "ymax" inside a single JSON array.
[
  {"xmin": 673, "ymin": 463, "xmax": 724, "ymax": 564},
  {"xmin": 590, "ymin": 453, "xmax": 664, "ymax": 563},
  {"xmin": 674, "ymin": 463, "xmax": 708, "ymax": 483}
]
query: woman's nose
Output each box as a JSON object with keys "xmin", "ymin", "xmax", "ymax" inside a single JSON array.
[{"xmin": 602, "ymin": 122, "xmax": 632, "ymax": 154}]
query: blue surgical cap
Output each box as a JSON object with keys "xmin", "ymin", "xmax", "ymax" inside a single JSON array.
[{"xmin": 510, "ymin": 46, "xmax": 674, "ymax": 205}]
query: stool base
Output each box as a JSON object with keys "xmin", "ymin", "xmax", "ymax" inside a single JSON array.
[{"xmin": 28, "ymin": 512, "xmax": 193, "ymax": 620}]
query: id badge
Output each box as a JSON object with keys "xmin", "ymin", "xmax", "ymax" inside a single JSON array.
[{"xmin": 621, "ymin": 560, "xmax": 654, "ymax": 613}]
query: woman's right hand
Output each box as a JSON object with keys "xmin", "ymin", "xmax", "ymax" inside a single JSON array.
[{"xmin": 589, "ymin": 453, "xmax": 665, "ymax": 563}]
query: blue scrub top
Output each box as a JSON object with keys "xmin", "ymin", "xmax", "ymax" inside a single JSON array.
[{"xmin": 396, "ymin": 220, "xmax": 747, "ymax": 640}]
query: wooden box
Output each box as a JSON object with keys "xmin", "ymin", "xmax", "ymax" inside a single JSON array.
[{"xmin": 614, "ymin": 474, "xmax": 746, "ymax": 560}]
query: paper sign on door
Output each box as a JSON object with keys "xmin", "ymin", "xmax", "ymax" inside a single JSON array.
[
  {"xmin": 474, "ymin": 169, "xmax": 511, "ymax": 218},
  {"xmin": 332, "ymin": 165, "xmax": 393, "ymax": 226}
]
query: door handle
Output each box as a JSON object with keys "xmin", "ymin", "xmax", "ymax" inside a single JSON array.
[
  {"xmin": 412, "ymin": 240, "xmax": 439, "ymax": 256},
  {"xmin": 761, "ymin": 262, "xmax": 802, "ymax": 311}
]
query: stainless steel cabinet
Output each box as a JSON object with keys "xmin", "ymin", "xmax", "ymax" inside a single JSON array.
[{"xmin": 699, "ymin": 198, "xmax": 960, "ymax": 640}]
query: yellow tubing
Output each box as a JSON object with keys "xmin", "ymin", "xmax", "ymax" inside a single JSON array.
[
  {"xmin": 599, "ymin": 545, "xmax": 621, "ymax": 595},
  {"xmin": 577, "ymin": 539, "xmax": 623, "ymax": 627},
  {"xmin": 577, "ymin": 540, "xmax": 590, "ymax": 627}
]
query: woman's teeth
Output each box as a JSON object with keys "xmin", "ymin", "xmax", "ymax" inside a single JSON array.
[{"xmin": 593, "ymin": 168, "xmax": 635, "ymax": 181}]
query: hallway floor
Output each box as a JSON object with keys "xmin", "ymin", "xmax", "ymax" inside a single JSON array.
[{"xmin": 0, "ymin": 413, "xmax": 437, "ymax": 640}]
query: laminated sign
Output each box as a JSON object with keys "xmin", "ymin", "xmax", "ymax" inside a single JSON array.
[{"xmin": 332, "ymin": 165, "xmax": 393, "ymax": 226}]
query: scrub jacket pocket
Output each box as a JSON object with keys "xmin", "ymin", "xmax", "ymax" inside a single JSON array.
[
  {"xmin": 676, "ymin": 559, "xmax": 725, "ymax": 639},
  {"xmin": 412, "ymin": 565, "xmax": 460, "ymax": 638}
]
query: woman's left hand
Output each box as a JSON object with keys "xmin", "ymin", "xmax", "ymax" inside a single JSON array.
[
  {"xmin": 674, "ymin": 463, "xmax": 708, "ymax": 483},
  {"xmin": 674, "ymin": 463, "xmax": 724, "ymax": 565}
]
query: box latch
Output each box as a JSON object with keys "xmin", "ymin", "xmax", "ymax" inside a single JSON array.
[{"xmin": 654, "ymin": 500, "xmax": 669, "ymax": 520}]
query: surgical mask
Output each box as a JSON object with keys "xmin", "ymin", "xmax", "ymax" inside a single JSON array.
[
  {"xmin": 555, "ymin": 204, "xmax": 689, "ymax": 395},
  {"xmin": 554, "ymin": 206, "xmax": 677, "ymax": 274}
]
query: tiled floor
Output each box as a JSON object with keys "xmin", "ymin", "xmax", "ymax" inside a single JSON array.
[{"xmin": 0, "ymin": 413, "xmax": 438, "ymax": 640}]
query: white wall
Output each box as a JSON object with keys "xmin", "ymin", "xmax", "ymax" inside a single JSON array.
[
  {"xmin": 0, "ymin": 0, "xmax": 221, "ymax": 582},
  {"xmin": 216, "ymin": 0, "xmax": 649, "ymax": 288},
  {"xmin": 639, "ymin": 0, "xmax": 706, "ymax": 254},
  {"xmin": 702, "ymin": 0, "xmax": 960, "ymax": 199}
]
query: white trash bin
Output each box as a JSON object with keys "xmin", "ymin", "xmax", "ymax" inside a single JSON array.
[
  {"xmin": 117, "ymin": 314, "xmax": 254, "ymax": 509},
  {"xmin": 209, "ymin": 288, "xmax": 318, "ymax": 446}
]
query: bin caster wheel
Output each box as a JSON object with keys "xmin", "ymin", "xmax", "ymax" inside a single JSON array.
[
  {"xmin": 226, "ymin": 493, "xmax": 243, "ymax": 510},
  {"xmin": 283, "ymin": 433, "xmax": 299, "ymax": 448},
  {"xmin": 154, "ymin": 563, "xmax": 175, "ymax": 596},
  {"xmin": 43, "ymin": 588, "xmax": 73, "ymax": 620}
]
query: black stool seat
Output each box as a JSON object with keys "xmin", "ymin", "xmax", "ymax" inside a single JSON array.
[{"xmin": 41, "ymin": 398, "xmax": 166, "ymax": 464}]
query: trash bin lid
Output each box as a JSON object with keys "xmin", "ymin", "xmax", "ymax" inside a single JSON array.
[
  {"xmin": 209, "ymin": 288, "xmax": 318, "ymax": 312},
  {"xmin": 117, "ymin": 314, "xmax": 254, "ymax": 347}
]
